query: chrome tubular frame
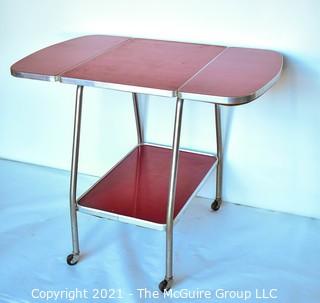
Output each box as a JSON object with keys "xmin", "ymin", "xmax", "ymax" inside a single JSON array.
[
  {"xmin": 132, "ymin": 92, "xmax": 143, "ymax": 144},
  {"xmin": 214, "ymin": 104, "xmax": 223, "ymax": 207},
  {"xmin": 68, "ymin": 85, "xmax": 83, "ymax": 264},
  {"xmin": 163, "ymin": 97, "xmax": 184, "ymax": 289}
]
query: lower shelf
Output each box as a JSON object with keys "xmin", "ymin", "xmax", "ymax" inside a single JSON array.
[{"xmin": 78, "ymin": 144, "xmax": 217, "ymax": 230}]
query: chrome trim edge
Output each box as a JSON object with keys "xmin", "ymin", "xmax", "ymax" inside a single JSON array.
[
  {"xmin": 77, "ymin": 206, "xmax": 166, "ymax": 231},
  {"xmin": 10, "ymin": 70, "xmax": 57, "ymax": 82},
  {"xmin": 60, "ymin": 77, "xmax": 176, "ymax": 97}
]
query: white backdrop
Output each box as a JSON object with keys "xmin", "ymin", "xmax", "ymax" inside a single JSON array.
[{"xmin": 1, "ymin": 0, "xmax": 320, "ymax": 218}]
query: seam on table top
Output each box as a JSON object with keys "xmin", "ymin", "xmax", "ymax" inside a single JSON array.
[
  {"xmin": 177, "ymin": 46, "xmax": 229, "ymax": 93},
  {"xmin": 57, "ymin": 37, "xmax": 133, "ymax": 80}
]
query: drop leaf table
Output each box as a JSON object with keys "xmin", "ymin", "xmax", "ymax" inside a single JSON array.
[{"xmin": 11, "ymin": 35, "xmax": 283, "ymax": 291}]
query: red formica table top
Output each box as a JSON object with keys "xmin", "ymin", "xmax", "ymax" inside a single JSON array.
[{"xmin": 11, "ymin": 35, "xmax": 282, "ymax": 105}]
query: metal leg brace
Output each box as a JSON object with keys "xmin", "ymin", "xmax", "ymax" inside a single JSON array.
[
  {"xmin": 67, "ymin": 85, "xmax": 83, "ymax": 265},
  {"xmin": 211, "ymin": 104, "xmax": 223, "ymax": 211},
  {"xmin": 159, "ymin": 97, "xmax": 184, "ymax": 292}
]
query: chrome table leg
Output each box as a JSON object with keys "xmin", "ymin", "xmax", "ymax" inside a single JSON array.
[
  {"xmin": 132, "ymin": 92, "xmax": 143, "ymax": 144},
  {"xmin": 67, "ymin": 85, "xmax": 83, "ymax": 265},
  {"xmin": 159, "ymin": 97, "xmax": 184, "ymax": 292},
  {"xmin": 211, "ymin": 104, "xmax": 223, "ymax": 211}
]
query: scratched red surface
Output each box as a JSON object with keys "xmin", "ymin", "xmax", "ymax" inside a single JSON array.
[
  {"xmin": 11, "ymin": 35, "xmax": 282, "ymax": 99},
  {"xmin": 11, "ymin": 35, "xmax": 128, "ymax": 77},
  {"xmin": 10, "ymin": 36, "xmax": 283, "ymax": 225},
  {"xmin": 78, "ymin": 145, "xmax": 216, "ymax": 224},
  {"xmin": 180, "ymin": 47, "xmax": 282, "ymax": 98},
  {"xmin": 62, "ymin": 38, "xmax": 225, "ymax": 91}
]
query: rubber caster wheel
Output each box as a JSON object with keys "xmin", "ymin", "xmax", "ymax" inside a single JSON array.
[
  {"xmin": 211, "ymin": 198, "xmax": 222, "ymax": 211},
  {"xmin": 159, "ymin": 278, "xmax": 173, "ymax": 292},
  {"xmin": 66, "ymin": 253, "xmax": 79, "ymax": 266}
]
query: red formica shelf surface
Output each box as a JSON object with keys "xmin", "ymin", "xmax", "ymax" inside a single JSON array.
[{"xmin": 78, "ymin": 145, "xmax": 217, "ymax": 228}]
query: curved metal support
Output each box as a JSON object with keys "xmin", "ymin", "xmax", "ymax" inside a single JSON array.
[
  {"xmin": 132, "ymin": 92, "xmax": 143, "ymax": 144},
  {"xmin": 212, "ymin": 103, "xmax": 223, "ymax": 211},
  {"xmin": 68, "ymin": 85, "xmax": 84, "ymax": 263},
  {"xmin": 164, "ymin": 97, "xmax": 184, "ymax": 286}
]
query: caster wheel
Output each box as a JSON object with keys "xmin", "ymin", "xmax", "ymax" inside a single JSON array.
[
  {"xmin": 211, "ymin": 198, "xmax": 222, "ymax": 211},
  {"xmin": 159, "ymin": 278, "xmax": 173, "ymax": 292},
  {"xmin": 66, "ymin": 253, "xmax": 79, "ymax": 266}
]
